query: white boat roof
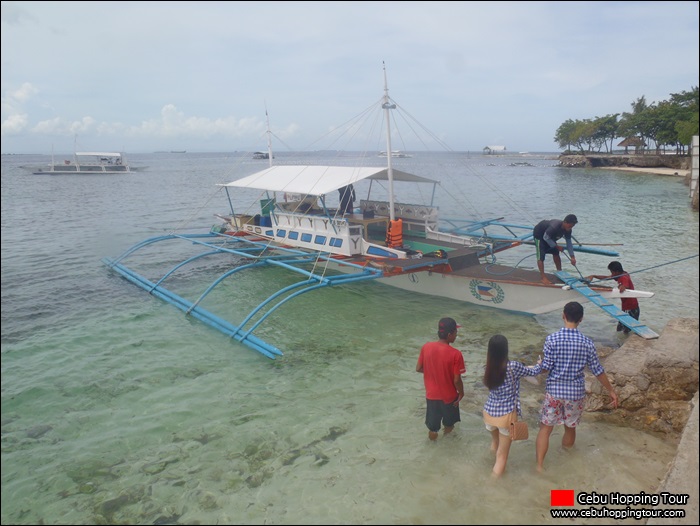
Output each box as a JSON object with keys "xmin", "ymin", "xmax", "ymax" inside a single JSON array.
[
  {"xmin": 219, "ymin": 165, "xmax": 438, "ymax": 196},
  {"xmin": 75, "ymin": 152, "xmax": 123, "ymax": 157}
]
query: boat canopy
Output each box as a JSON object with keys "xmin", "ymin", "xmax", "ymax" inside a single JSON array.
[
  {"xmin": 219, "ymin": 165, "xmax": 439, "ymax": 196},
  {"xmin": 75, "ymin": 152, "xmax": 123, "ymax": 157}
]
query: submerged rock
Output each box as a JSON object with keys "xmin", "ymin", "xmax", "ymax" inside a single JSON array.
[{"xmin": 26, "ymin": 424, "xmax": 52, "ymax": 439}]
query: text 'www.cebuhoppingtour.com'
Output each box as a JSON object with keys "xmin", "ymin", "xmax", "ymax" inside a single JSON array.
[{"xmin": 549, "ymin": 490, "xmax": 689, "ymax": 520}]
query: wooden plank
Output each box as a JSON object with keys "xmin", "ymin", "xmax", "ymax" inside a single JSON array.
[{"xmin": 555, "ymin": 271, "xmax": 659, "ymax": 339}]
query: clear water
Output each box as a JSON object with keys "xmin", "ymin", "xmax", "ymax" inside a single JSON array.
[{"xmin": 2, "ymin": 151, "xmax": 698, "ymax": 524}]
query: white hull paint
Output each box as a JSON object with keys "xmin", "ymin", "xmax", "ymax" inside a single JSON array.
[
  {"xmin": 325, "ymin": 258, "xmax": 643, "ymax": 316},
  {"xmin": 230, "ymin": 232, "xmax": 655, "ymax": 316}
]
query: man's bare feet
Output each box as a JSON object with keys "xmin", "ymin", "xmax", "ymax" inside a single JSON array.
[
  {"xmin": 443, "ymin": 426, "xmax": 454, "ymax": 435},
  {"xmin": 428, "ymin": 431, "xmax": 438, "ymax": 441},
  {"xmin": 541, "ymin": 277, "xmax": 552, "ymax": 285}
]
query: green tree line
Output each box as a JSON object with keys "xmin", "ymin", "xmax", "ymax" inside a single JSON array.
[{"xmin": 554, "ymin": 86, "xmax": 699, "ymax": 155}]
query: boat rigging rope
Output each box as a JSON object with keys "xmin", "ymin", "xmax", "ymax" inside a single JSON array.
[
  {"xmin": 483, "ymin": 252, "xmax": 699, "ymax": 284},
  {"xmin": 483, "ymin": 253, "xmax": 537, "ymax": 275},
  {"xmin": 583, "ymin": 254, "xmax": 699, "ymax": 285}
]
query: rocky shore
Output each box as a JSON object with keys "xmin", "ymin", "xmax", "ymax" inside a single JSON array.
[
  {"xmin": 586, "ymin": 318, "xmax": 698, "ymax": 435},
  {"xmin": 558, "ymin": 153, "xmax": 690, "ymax": 171},
  {"xmin": 518, "ymin": 318, "xmax": 699, "ymax": 523},
  {"xmin": 648, "ymin": 390, "xmax": 699, "ymax": 524},
  {"xmin": 591, "ymin": 318, "xmax": 698, "ymax": 523}
]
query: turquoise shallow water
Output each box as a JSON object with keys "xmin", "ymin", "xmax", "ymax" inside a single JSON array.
[{"xmin": 1, "ymin": 151, "xmax": 698, "ymax": 524}]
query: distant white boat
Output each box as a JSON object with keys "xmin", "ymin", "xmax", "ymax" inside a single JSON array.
[
  {"xmin": 33, "ymin": 151, "xmax": 132, "ymax": 174},
  {"xmin": 379, "ymin": 150, "xmax": 412, "ymax": 158}
]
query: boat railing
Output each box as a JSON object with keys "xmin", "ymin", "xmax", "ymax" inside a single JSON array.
[
  {"xmin": 259, "ymin": 211, "xmax": 364, "ymax": 256},
  {"xmin": 258, "ymin": 210, "xmax": 411, "ymax": 258},
  {"xmin": 276, "ymin": 198, "xmax": 323, "ymax": 214},
  {"xmin": 359, "ymin": 199, "xmax": 438, "ymax": 231},
  {"xmin": 425, "ymin": 227, "xmax": 491, "ymax": 249},
  {"xmin": 273, "ymin": 211, "xmax": 350, "ymax": 231}
]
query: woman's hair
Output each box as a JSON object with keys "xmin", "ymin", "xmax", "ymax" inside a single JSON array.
[{"xmin": 483, "ymin": 334, "xmax": 509, "ymax": 390}]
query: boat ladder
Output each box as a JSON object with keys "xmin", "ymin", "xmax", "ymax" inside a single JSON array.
[{"xmin": 555, "ymin": 271, "xmax": 659, "ymax": 339}]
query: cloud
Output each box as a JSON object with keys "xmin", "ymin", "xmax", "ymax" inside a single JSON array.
[
  {"xmin": 1, "ymin": 1, "xmax": 697, "ymax": 153},
  {"xmin": 0, "ymin": 1, "xmax": 38, "ymax": 26},
  {"xmin": 129, "ymin": 104, "xmax": 266, "ymax": 139},
  {"xmin": 32, "ymin": 116, "xmax": 96, "ymax": 135},
  {"xmin": 1, "ymin": 82, "xmax": 39, "ymax": 134},
  {"xmin": 1, "ymin": 113, "xmax": 28, "ymax": 134}
]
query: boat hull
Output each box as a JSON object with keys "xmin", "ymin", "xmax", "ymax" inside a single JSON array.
[
  {"xmin": 33, "ymin": 150, "xmax": 131, "ymax": 174},
  {"xmin": 328, "ymin": 259, "xmax": 599, "ymax": 315},
  {"xmin": 378, "ymin": 272, "xmax": 582, "ymax": 315},
  {"xmin": 223, "ymin": 231, "xmax": 649, "ymax": 317},
  {"xmin": 33, "ymin": 166, "xmax": 131, "ymax": 175}
]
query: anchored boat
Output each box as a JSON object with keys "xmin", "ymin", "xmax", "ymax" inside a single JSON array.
[
  {"xmin": 103, "ymin": 65, "xmax": 657, "ymax": 358},
  {"xmin": 33, "ymin": 151, "xmax": 132, "ymax": 174},
  {"xmin": 379, "ymin": 150, "xmax": 412, "ymax": 158}
]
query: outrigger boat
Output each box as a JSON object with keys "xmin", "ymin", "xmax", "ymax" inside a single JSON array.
[
  {"xmin": 379, "ymin": 150, "xmax": 412, "ymax": 158},
  {"xmin": 103, "ymin": 66, "xmax": 657, "ymax": 359},
  {"xmin": 33, "ymin": 151, "xmax": 131, "ymax": 174}
]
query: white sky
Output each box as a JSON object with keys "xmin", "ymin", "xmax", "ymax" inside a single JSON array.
[{"xmin": 2, "ymin": 1, "xmax": 698, "ymax": 154}]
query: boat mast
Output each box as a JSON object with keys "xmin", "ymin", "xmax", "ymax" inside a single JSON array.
[
  {"xmin": 265, "ymin": 105, "xmax": 273, "ymax": 168},
  {"xmin": 264, "ymin": 103, "xmax": 276, "ymax": 201},
  {"xmin": 382, "ymin": 62, "xmax": 397, "ymax": 222}
]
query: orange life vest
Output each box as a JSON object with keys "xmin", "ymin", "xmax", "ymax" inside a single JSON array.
[{"xmin": 386, "ymin": 219, "xmax": 403, "ymax": 248}]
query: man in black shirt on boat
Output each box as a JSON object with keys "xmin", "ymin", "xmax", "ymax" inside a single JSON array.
[
  {"xmin": 533, "ymin": 214, "xmax": 578, "ymax": 284},
  {"xmin": 338, "ymin": 184, "xmax": 356, "ymax": 215}
]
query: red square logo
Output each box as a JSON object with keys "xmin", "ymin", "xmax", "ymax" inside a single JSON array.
[{"xmin": 551, "ymin": 489, "xmax": 575, "ymax": 506}]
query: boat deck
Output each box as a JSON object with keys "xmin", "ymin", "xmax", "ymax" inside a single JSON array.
[
  {"xmin": 351, "ymin": 230, "xmax": 562, "ymax": 284},
  {"xmin": 449, "ymin": 262, "xmax": 560, "ymax": 284}
]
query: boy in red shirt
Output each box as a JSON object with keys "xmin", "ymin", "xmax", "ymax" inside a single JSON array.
[
  {"xmin": 587, "ymin": 261, "xmax": 640, "ymax": 334},
  {"xmin": 416, "ymin": 318, "xmax": 466, "ymax": 440}
]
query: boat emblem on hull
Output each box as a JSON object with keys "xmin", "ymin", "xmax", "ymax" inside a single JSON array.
[{"xmin": 469, "ymin": 280, "xmax": 505, "ymax": 304}]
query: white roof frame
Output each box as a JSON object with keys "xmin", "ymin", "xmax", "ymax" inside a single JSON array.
[{"xmin": 218, "ymin": 165, "xmax": 439, "ymax": 196}]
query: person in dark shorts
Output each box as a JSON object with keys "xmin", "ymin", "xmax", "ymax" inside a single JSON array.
[
  {"xmin": 416, "ymin": 317, "xmax": 466, "ymax": 440},
  {"xmin": 586, "ymin": 261, "xmax": 640, "ymax": 334},
  {"xmin": 533, "ymin": 214, "xmax": 578, "ymax": 284}
]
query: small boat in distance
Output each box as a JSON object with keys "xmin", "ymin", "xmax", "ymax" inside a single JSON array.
[
  {"xmin": 253, "ymin": 151, "xmax": 273, "ymax": 160},
  {"xmin": 379, "ymin": 150, "xmax": 412, "ymax": 158},
  {"xmin": 33, "ymin": 151, "xmax": 131, "ymax": 174}
]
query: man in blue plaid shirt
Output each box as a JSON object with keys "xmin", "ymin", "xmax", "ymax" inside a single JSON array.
[{"xmin": 535, "ymin": 301, "xmax": 618, "ymax": 472}]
